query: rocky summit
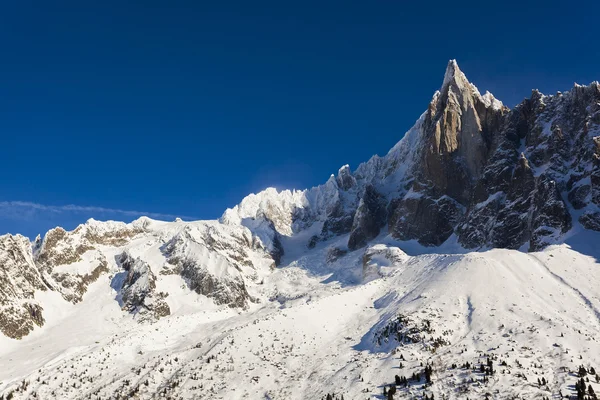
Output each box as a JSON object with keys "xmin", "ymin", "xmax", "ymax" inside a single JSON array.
[
  {"xmin": 2, "ymin": 60, "xmax": 600, "ymax": 341},
  {"xmin": 1, "ymin": 61, "xmax": 600, "ymax": 400},
  {"xmin": 224, "ymin": 60, "xmax": 599, "ymax": 252}
]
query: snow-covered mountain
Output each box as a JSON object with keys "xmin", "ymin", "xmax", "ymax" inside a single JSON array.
[
  {"xmin": 1, "ymin": 61, "xmax": 600, "ymax": 400},
  {"xmin": 221, "ymin": 60, "xmax": 600, "ymax": 253}
]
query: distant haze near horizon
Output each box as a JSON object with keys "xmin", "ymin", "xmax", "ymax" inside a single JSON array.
[{"xmin": 1, "ymin": 1, "xmax": 599, "ymax": 237}]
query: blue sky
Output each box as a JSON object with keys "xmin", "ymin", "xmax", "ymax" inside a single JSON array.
[{"xmin": 1, "ymin": 1, "xmax": 599, "ymax": 238}]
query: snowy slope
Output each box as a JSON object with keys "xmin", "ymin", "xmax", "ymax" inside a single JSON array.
[{"xmin": 1, "ymin": 230, "xmax": 600, "ymax": 400}]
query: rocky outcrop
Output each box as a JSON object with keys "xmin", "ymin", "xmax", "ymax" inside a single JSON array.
[
  {"xmin": 219, "ymin": 62, "xmax": 600, "ymax": 252},
  {"xmin": 1, "ymin": 217, "xmax": 280, "ymax": 338},
  {"xmin": 336, "ymin": 165, "xmax": 356, "ymax": 191},
  {"xmin": 326, "ymin": 247, "xmax": 347, "ymax": 263},
  {"xmin": 384, "ymin": 62, "xmax": 594, "ymax": 251},
  {"xmin": 33, "ymin": 219, "xmax": 147, "ymax": 303},
  {"xmin": 161, "ymin": 224, "xmax": 264, "ymax": 309},
  {"xmin": 0, "ymin": 219, "xmax": 151, "ymax": 338},
  {"xmin": 580, "ymin": 136, "xmax": 600, "ymax": 229},
  {"xmin": 418, "ymin": 60, "xmax": 506, "ymax": 204},
  {"xmin": 117, "ymin": 252, "xmax": 170, "ymax": 320},
  {"xmin": 2, "ymin": 60, "xmax": 600, "ymax": 340},
  {"xmin": 0, "ymin": 234, "xmax": 47, "ymax": 339},
  {"xmin": 35, "ymin": 219, "xmax": 145, "ymax": 268},
  {"xmin": 530, "ymin": 174, "xmax": 572, "ymax": 250},
  {"xmin": 0, "ymin": 302, "xmax": 44, "ymax": 340},
  {"xmin": 348, "ymin": 185, "xmax": 387, "ymax": 250},
  {"xmin": 390, "ymin": 193, "xmax": 464, "ymax": 246},
  {"xmin": 386, "ymin": 61, "xmax": 506, "ymax": 246}
]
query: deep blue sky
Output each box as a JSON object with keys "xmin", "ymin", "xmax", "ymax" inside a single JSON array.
[{"xmin": 2, "ymin": 0, "xmax": 599, "ymax": 238}]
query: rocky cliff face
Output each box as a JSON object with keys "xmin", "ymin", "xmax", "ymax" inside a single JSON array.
[
  {"xmin": 2, "ymin": 60, "xmax": 599, "ymax": 339},
  {"xmin": 0, "ymin": 218, "xmax": 279, "ymax": 338},
  {"xmin": 0, "ymin": 234, "xmax": 46, "ymax": 338},
  {"xmin": 223, "ymin": 60, "xmax": 599, "ymax": 252},
  {"xmin": 117, "ymin": 251, "xmax": 170, "ymax": 320}
]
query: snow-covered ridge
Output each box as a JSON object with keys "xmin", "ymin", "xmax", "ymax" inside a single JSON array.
[
  {"xmin": 0, "ymin": 216, "xmax": 280, "ymax": 340},
  {"xmin": 2, "ymin": 233, "xmax": 600, "ymax": 399},
  {"xmin": 222, "ymin": 60, "xmax": 600, "ymax": 253},
  {"xmin": 4, "ymin": 60, "xmax": 600, "ymax": 341},
  {"xmin": 1, "ymin": 60, "xmax": 600, "ymax": 400}
]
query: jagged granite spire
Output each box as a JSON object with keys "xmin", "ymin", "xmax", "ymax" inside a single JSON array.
[
  {"xmin": 441, "ymin": 59, "xmax": 469, "ymax": 90},
  {"xmin": 223, "ymin": 60, "xmax": 598, "ymax": 251}
]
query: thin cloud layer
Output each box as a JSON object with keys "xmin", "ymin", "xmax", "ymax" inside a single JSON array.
[{"xmin": 0, "ymin": 201, "xmax": 196, "ymax": 222}]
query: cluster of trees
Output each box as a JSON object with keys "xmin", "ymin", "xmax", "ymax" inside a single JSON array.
[
  {"xmin": 323, "ymin": 394, "xmax": 344, "ymax": 400},
  {"xmin": 395, "ymin": 375, "xmax": 408, "ymax": 386},
  {"xmin": 579, "ymin": 365, "xmax": 598, "ymax": 378},
  {"xmin": 424, "ymin": 364, "xmax": 433, "ymax": 384},
  {"xmin": 479, "ymin": 358, "xmax": 494, "ymax": 375},
  {"xmin": 374, "ymin": 314, "xmax": 422, "ymax": 346},
  {"xmin": 384, "ymin": 364, "xmax": 435, "ymax": 399},
  {"xmin": 576, "ymin": 365, "xmax": 598, "ymax": 400},
  {"xmin": 575, "ymin": 377, "xmax": 597, "ymax": 400},
  {"xmin": 537, "ymin": 376, "xmax": 547, "ymax": 386},
  {"xmin": 383, "ymin": 384, "xmax": 396, "ymax": 399},
  {"xmin": 0, "ymin": 380, "xmax": 31, "ymax": 399}
]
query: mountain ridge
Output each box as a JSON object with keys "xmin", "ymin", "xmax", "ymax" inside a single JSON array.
[
  {"xmin": 1, "ymin": 60, "xmax": 600, "ymax": 399},
  {"xmin": 222, "ymin": 60, "xmax": 600, "ymax": 252},
  {"xmin": 3, "ymin": 60, "xmax": 599, "ymax": 339}
]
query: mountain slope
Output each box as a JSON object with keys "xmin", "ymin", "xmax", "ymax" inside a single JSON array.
[
  {"xmin": 1, "ymin": 60, "xmax": 600, "ymax": 399},
  {"xmin": 1, "ymin": 236, "xmax": 599, "ymax": 399},
  {"xmin": 220, "ymin": 60, "xmax": 600, "ymax": 254}
]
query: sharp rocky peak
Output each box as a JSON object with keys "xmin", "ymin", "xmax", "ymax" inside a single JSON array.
[
  {"xmin": 441, "ymin": 59, "xmax": 469, "ymax": 91},
  {"xmin": 225, "ymin": 60, "xmax": 600, "ymax": 252},
  {"xmin": 3, "ymin": 60, "xmax": 600, "ymax": 341}
]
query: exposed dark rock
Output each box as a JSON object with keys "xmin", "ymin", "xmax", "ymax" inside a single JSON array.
[
  {"xmin": 321, "ymin": 201, "xmax": 354, "ymax": 237},
  {"xmin": 326, "ymin": 247, "xmax": 347, "ymax": 263},
  {"xmin": 269, "ymin": 231, "xmax": 284, "ymax": 267},
  {"xmin": 179, "ymin": 258, "xmax": 250, "ymax": 309},
  {"xmin": 568, "ymin": 184, "xmax": 591, "ymax": 210},
  {"xmin": 348, "ymin": 185, "xmax": 387, "ymax": 250},
  {"xmin": 163, "ymin": 229, "xmax": 255, "ymax": 309},
  {"xmin": 0, "ymin": 234, "xmax": 48, "ymax": 339},
  {"xmin": 117, "ymin": 252, "xmax": 157, "ymax": 312},
  {"xmin": 389, "ymin": 63, "xmax": 598, "ymax": 250},
  {"xmin": 489, "ymin": 154, "xmax": 536, "ymax": 249},
  {"xmin": 336, "ymin": 165, "xmax": 356, "ymax": 191},
  {"xmin": 389, "ymin": 193, "xmax": 463, "ymax": 246},
  {"xmin": 580, "ymin": 211, "xmax": 600, "ymax": 231},
  {"xmin": 116, "ymin": 252, "xmax": 171, "ymax": 321},
  {"xmin": 0, "ymin": 303, "xmax": 45, "ymax": 339},
  {"xmin": 591, "ymin": 136, "xmax": 600, "ymax": 207},
  {"xmin": 417, "ymin": 60, "xmax": 506, "ymax": 204},
  {"xmin": 530, "ymin": 174, "xmax": 572, "ymax": 251},
  {"xmin": 389, "ymin": 61, "xmax": 505, "ymax": 246}
]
